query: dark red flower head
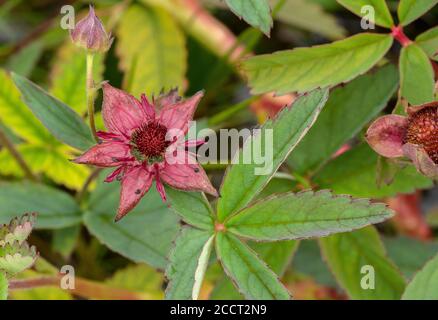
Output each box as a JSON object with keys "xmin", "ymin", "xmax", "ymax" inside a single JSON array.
[
  {"xmin": 74, "ymin": 84, "xmax": 217, "ymax": 221},
  {"xmin": 366, "ymin": 101, "xmax": 438, "ymax": 179}
]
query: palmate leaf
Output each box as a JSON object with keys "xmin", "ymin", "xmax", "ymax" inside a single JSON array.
[
  {"xmin": 287, "ymin": 64, "xmax": 399, "ymax": 174},
  {"xmin": 416, "ymin": 26, "xmax": 438, "ymax": 61},
  {"xmin": 50, "ymin": 41, "xmax": 105, "ymax": 114},
  {"xmin": 398, "ymin": 0, "xmax": 438, "ymax": 26},
  {"xmin": 336, "ymin": 0, "xmax": 394, "ymax": 28},
  {"xmin": 402, "ymin": 252, "xmax": 438, "ymax": 299},
  {"xmin": 319, "ymin": 226, "xmax": 406, "ymax": 300},
  {"xmin": 217, "ymin": 88, "xmax": 329, "ymax": 222},
  {"xmin": 399, "ymin": 44, "xmax": 435, "ymax": 105},
  {"xmin": 216, "ymin": 232, "xmax": 290, "ymax": 300},
  {"xmin": 0, "ymin": 182, "xmax": 81, "ymax": 229},
  {"xmin": 116, "ymin": 4, "xmax": 186, "ymax": 98},
  {"xmin": 0, "ymin": 144, "xmax": 89, "ymax": 190},
  {"xmin": 0, "ymin": 69, "xmax": 54, "ymax": 144},
  {"xmin": 225, "ymin": 0, "xmax": 272, "ymax": 36},
  {"xmin": 84, "ymin": 171, "xmax": 179, "ymax": 269},
  {"xmin": 12, "ymin": 73, "xmax": 95, "ymax": 151},
  {"xmin": 166, "ymin": 188, "xmax": 214, "ymax": 230},
  {"xmin": 225, "ymin": 190, "xmax": 394, "ymax": 241},
  {"xmin": 242, "ymin": 33, "xmax": 393, "ymax": 95},
  {"xmin": 165, "ymin": 227, "xmax": 214, "ymax": 300}
]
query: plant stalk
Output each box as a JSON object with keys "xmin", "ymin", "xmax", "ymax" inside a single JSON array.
[{"xmin": 86, "ymin": 53, "xmax": 99, "ymax": 142}]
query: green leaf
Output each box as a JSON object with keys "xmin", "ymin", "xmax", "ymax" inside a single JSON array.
[
  {"xmin": 402, "ymin": 252, "xmax": 438, "ymax": 299},
  {"xmin": 0, "ymin": 182, "xmax": 82, "ymax": 229},
  {"xmin": 288, "ymin": 64, "xmax": 399, "ymax": 174},
  {"xmin": 6, "ymin": 41, "xmax": 43, "ymax": 77},
  {"xmin": 84, "ymin": 173, "xmax": 179, "ymax": 269},
  {"xmin": 226, "ymin": 190, "xmax": 393, "ymax": 241},
  {"xmin": 210, "ymin": 240, "xmax": 297, "ymax": 300},
  {"xmin": 106, "ymin": 264, "xmax": 164, "ymax": 299},
  {"xmin": 416, "ymin": 26, "xmax": 438, "ymax": 61},
  {"xmin": 319, "ymin": 226, "xmax": 406, "ymax": 299},
  {"xmin": 50, "ymin": 41, "xmax": 105, "ymax": 114},
  {"xmin": 274, "ymin": 0, "xmax": 346, "ymax": 40},
  {"xmin": 399, "ymin": 44, "xmax": 435, "ymax": 105},
  {"xmin": 0, "ymin": 272, "xmax": 7, "ymax": 300},
  {"xmin": 51, "ymin": 226, "xmax": 80, "ymax": 259},
  {"xmin": 225, "ymin": 0, "xmax": 272, "ymax": 36},
  {"xmin": 384, "ymin": 237, "xmax": 438, "ymax": 280},
  {"xmin": 217, "ymin": 88, "xmax": 329, "ymax": 221},
  {"xmin": 216, "ymin": 232, "xmax": 290, "ymax": 300},
  {"xmin": 314, "ymin": 144, "xmax": 433, "ymax": 198},
  {"xmin": 0, "ymin": 69, "xmax": 53, "ymax": 144},
  {"xmin": 250, "ymin": 240, "xmax": 299, "ymax": 275},
  {"xmin": 242, "ymin": 33, "xmax": 393, "ymax": 95},
  {"xmin": 116, "ymin": 4, "xmax": 186, "ymax": 97},
  {"xmin": 398, "ymin": 0, "xmax": 438, "ymax": 26},
  {"xmin": 166, "ymin": 188, "xmax": 214, "ymax": 230},
  {"xmin": 337, "ymin": 0, "xmax": 394, "ymax": 28},
  {"xmin": 165, "ymin": 227, "xmax": 214, "ymax": 300},
  {"xmin": 11, "ymin": 73, "xmax": 95, "ymax": 151},
  {"xmin": 0, "ymin": 144, "xmax": 89, "ymax": 190}
]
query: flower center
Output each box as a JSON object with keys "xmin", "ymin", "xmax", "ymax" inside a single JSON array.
[
  {"xmin": 130, "ymin": 122, "xmax": 170, "ymax": 164},
  {"xmin": 404, "ymin": 107, "xmax": 438, "ymax": 164}
]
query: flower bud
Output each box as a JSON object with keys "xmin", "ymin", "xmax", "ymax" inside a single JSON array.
[{"xmin": 70, "ymin": 6, "xmax": 113, "ymax": 53}]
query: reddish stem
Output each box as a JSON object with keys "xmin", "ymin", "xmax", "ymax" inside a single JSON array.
[{"xmin": 391, "ymin": 26, "xmax": 413, "ymax": 47}]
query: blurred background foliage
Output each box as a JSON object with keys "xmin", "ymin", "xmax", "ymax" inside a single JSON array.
[{"xmin": 0, "ymin": 0, "xmax": 437, "ymax": 299}]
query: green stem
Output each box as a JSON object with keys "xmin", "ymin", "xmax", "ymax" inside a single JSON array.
[
  {"xmin": 86, "ymin": 53, "xmax": 99, "ymax": 142},
  {"xmin": 0, "ymin": 125, "xmax": 38, "ymax": 182}
]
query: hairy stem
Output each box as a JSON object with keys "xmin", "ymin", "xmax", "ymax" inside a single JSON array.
[
  {"xmin": 0, "ymin": 126, "xmax": 38, "ymax": 182},
  {"xmin": 86, "ymin": 53, "xmax": 99, "ymax": 142}
]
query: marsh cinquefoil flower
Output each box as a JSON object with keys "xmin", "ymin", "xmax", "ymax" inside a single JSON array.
[
  {"xmin": 74, "ymin": 84, "xmax": 217, "ymax": 221},
  {"xmin": 70, "ymin": 6, "xmax": 113, "ymax": 53},
  {"xmin": 366, "ymin": 101, "xmax": 438, "ymax": 179}
]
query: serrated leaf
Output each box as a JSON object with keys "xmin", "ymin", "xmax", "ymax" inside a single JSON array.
[
  {"xmin": 11, "ymin": 72, "xmax": 95, "ymax": 151},
  {"xmin": 50, "ymin": 41, "xmax": 105, "ymax": 114},
  {"xmin": 398, "ymin": 0, "xmax": 438, "ymax": 26},
  {"xmin": 416, "ymin": 26, "xmax": 438, "ymax": 61},
  {"xmin": 402, "ymin": 252, "xmax": 438, "ymax": 299},
  {"xmin": 225, "ymin": 0, "xmax": 272, "ymax": 36},
  {"xmin": 314, "ymin": 144, "xmax": 433, "ymax": 198},
  {"xmin": 226, "ymin": 190, "xmax": 393, "ymax": 241},
  {"xmin": 0, "ymin": 182, "xmax": 82, "ymax": 229},
  {"xmin": 165, "ymin": 227, "xmax": 213, "ymax": 300},
  {"xmin": 399, "ymin": 44, "xmax": 435, "ymax": 105},
  {"xmin": 0, "ymin": 69, "xmax": 54, "ymax": 144},
  {"xmin": 250, "ymin": 240, "xmax": 299, "ymax": 276},
  {"xmin": 216, "ymin": 232, "xmax": 290, "ymax": 300},
  {"xmin": 106, "ymin": 264, "xmax": 164, "ymax": 299},
  {"xmin": 217, "ymin": 88, "xmax": 329, "ymax": 221},
  {"xmin": 288, "ymin": 64, "xmax": 398, "ymax": 174},
  {"xmin": 116, "ymin": 4, "xmax": 186, "ymax": 97},
  {"xmin": 319, "ymin": 226, "xmax": 406, "ymax": 299},
  {"xmin": 337, "ymin": 0, "xmax": 394, "ymax": 28},
  {"xmin": 242, "ymin": 33, "xmax": 393, "ymax": 95},
  {"xmin": 0, "ymin": 144, "xmax": 89, "ymax": 190},
  {"xmin": 166, "ymin": 188, "xmax": 214, "ymax": 230},
  {"xmin": 274, "ymin": 0, "xmax": 346, "ymax": 40},
  {"xmin": 83, "ymin": 172, "xmax": 179, "ymax": 269},
  {"xmin": 0, "ymin": 242, "xmax": 37, "ymax": 275},
  {"xmin": 0, "ymin": 272, "xmax": 7, "ymax": 300}
]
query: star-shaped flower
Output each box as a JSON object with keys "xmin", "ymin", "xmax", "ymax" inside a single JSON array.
[{"xmin": 74, "ymin": 84, "xmax": 217, "ymax": 221}]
